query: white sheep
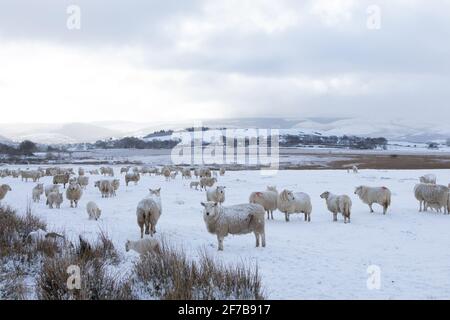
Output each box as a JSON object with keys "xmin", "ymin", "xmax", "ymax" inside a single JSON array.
[
  {"xmin": 354, "ymin": 185, "xmax": 391, "ymax": 214},
  {"xmin": 200, "ymin": 177, "xmax": 217, "ymax": 190},
  {"xmin": 95, "ymin": 180, "xmax": 113, "ymax": 198},
  {"xmin": 66, "ymin": 182, "xmax": 83, "ymax": 208},
  {"xmin": 47, "ymin": 191, "xmax": 63, "ymax": 209},
  {"xmin": 182, "ymin": 168, "xmax": 192, "ymax": 179},
  {"xmin": 414, "ymin": 183, "xmax": 449, "ymax": 213},
  {"xmin": 206, "ymin": 186, "xmax": 226, "ymax": 204},
  {"xmin": 53, "ymin": 173, "xmax": 70, "ymax": 188},
  {"xmin": 100, "ymin": 166, "xmax": 114, "ymax": 177},
  {"xmin": 0, "ymin": 184, "xmax": 12, "ymax": 202},
  {"xmin": 320, "ymin": 191, "xmax": 352, "ymax": 223},
  {"xmin": 162, "ymin": 167, "xmax": 171, "ymax": 181},
  {"xmin": 32, "ymin": 183, "xmax": 44, "ymax": 203},
  {"xmin": 190, "ymin": 181, "xmax": 200, "ymax": 190},
  {"xmin": 78, "ymin": 167, "xmax": 85, "ymax": 176},
  {"xmin": 120, "ymin": 167, "xmax": 130, "ymax": 175},
  {"xmin": 125, "ymin": 238, "xmax": 160, "ymax": 255},
  {"xmin": 170, "ymin": 171, "xmax": 178, "ymax": 180},
  {"xmin": 125, "ymin": 172, "xmax": 140, "ymax": 186},
  {"xmin": 77, "ymin": 176, "xmax": 89, "ymax": 189},
  {"xmin": 110, "ymin": 179, "xmax": 120, "ymax": 197},
  {"xmin": 352, "ymin": 165, "xmax": 359, "ymax": 173},
  {"xmin": 249, "ymin": 186, "xmax": 278, "ymax": 220},
  {"xmin": 27, "ymin": 229, "xmax": 64, "ymax": 243},
  {"xmin": 219, "ymin": 167, "xmax": 226, "ymax": 176},
  {"xmin": 45, "ymin": 184, "xmax": 60, "ymax": 204},
  {"xmin": 419, "ymin": 174, "xmax": 437, "ymax": 184},
  {"xmin": 277, "ymin": 189, "xmax": 312, "ymax": 222},
  {"xmin": 86, "ymin": 201, "xmax": 102, "ymax": 220},
  {"xmin": 199, "ymin": 167, "xmax": 211, "ymax": 178},
  {"xmin": 201, "ymin": 202, "xmax": 266, "ymax": 251},
  {"xmin": 136, "ymin": 188, "xmax": 162, "ymax": 238}
]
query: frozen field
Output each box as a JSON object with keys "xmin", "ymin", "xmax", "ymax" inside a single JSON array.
[{"xmin": 2, "ymin": 166, "xmax": 450, "ymax": 299}]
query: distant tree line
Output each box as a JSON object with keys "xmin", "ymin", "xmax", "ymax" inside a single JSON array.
[
  {"xmin": 94, "ymin": 137, "xmax": 179, "ymax": 149},
  {"xmin": 0, "ymin": 140, "xmax": 38, "ymax": 156},
  {"xmin": 281, "ymin": 134, "xmax": 388, "ymax": 149}
]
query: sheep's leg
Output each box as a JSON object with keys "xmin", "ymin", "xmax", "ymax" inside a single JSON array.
[
  {"xmin": 285, "ymin": 212, "xmax": 290, "ymax": 222},
  {"xmin": 383, "ymin": 204, "xmax": 387, "ymax": 215},
  {"xmin": 217, "ymin": 236, "xmax": 224, "ymax": 251},
  {"xmin": 270, "ymin": 211, "xmax": 273, "ymax": 220},
  {"xmin": 333, "ymin": 213, "xmax": 337, "ymax": 222},
  {"xmin": 255, "ymin": 232, "xmax": 260, "ymax": 247},
  {"xmin": 369, "ymin": 204, "xmax": 374, "ymax": 213},
  {"xmin": 261, "ymin": 233, "xmax": 266, "ymax": 247}
]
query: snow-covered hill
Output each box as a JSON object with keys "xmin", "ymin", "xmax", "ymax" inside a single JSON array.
[{"xmin": 0, "ymin": 118, "xmax": 449, "ymax": 144}]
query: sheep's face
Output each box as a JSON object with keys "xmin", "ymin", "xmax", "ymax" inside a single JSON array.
[
  {"xmin": 149, "ymin": 188, "xmax": 161, "ymax": 196},
  {"xmin": 354, "ymin": 186, "xmax": 362, "ymax": 195},
  {"xmin": 2, "ymin": 185, "xmax": 12, "ymax": 192},
  {"xmin": 201, "ymin": 202, "xmax": 218, "ymax": 218},
  {"xmin": 285, "ymin": 190, "xmax": 295, "ymax": 201},
  {"xmin": 320, "ymin": 192, "xmax": 330, "ymax": 199},
  {"xmin": 216, "ymin": 186, "xmax": 225, "ymax": 195},
  {"xmin": 267, "ymin": 186, "xmax": 277, "ymax": 192},
  {"xmin": 68, "ymin": 183, "xmax": 79, "ymax": 192}
]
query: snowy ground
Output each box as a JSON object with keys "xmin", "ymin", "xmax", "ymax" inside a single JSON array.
[{"xmin": 2, "ymin": 166, "xmax": 450, "ymax": 299}]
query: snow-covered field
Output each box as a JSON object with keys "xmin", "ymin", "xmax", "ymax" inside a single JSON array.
[{"xmin": 2, "ymin": 166, "xmax": 450, "ymax": 299}]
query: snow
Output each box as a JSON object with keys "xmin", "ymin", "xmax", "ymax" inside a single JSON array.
[{"xmin": 2, "ymin": 166, "xmax": 450, "ymax": 299}]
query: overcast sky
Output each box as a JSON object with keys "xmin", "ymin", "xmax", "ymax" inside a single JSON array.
[{"xmin": 0, "ymin": 0, "xmax": 449, "ymax": 124}]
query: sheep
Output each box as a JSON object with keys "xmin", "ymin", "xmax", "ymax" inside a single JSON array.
[
  {"xmin": 414, "ymin": 183, "xmax": 449, "ymax": 213},
  {"xmin": 219, "ymin": 167, "xmax": 226, "ymax": 176},
  {"xmin": 200, "ymin": 177, "xmax": 217, "ymax": 190},
  {"xmin": 77, "ymin": 176, "xmax": 89, "ymax": 189},
  {"xmin": 199, "ymin": 167, "xmax": 211, "ymax": 178},
  {"xmin": 194, "ymin": 168, "xmax": 200, "ymax": 178},
  {"xmin": 111, "ymin": 179, "xmax": 120, "ymax": 197},
  {"xmin": 27, "ymin": 229, "xmax": 64, "ymax": 243},
  {"xmin": 125, "ymin": 238, "xmax": 160, "ymax": 255},
  {"xmin": 86, "ymin": 201, "xmax": 102, "ymax": 220},
  {"xmin": 419, "ymin": 174, "xmax": 437, "ymax": 184},
  {"xmin": 66, "ymin": 182, "xmax": 83, "ymax": 208},
  {"xmin": 120, "ymin": 167, "xmax": 130, "ymax": 175},
  {"xmin": 352, "ymin": 165, "xmax": 359, "ymax": 173},
  {"xmin": 249, "ymin": 186, "xmax": 278, "ymax": 220},
  {"xmin": 206, "ymin": 186, "xmax": 226, "ymax": 204},
  {"xmin": 162, "ymin": 167, "xmax": 171, "ymax": 181},
  {"xmin": 32, "ymin": 183, "xmax": 44, "ymax": 203},
  {"xmin": 78, "ymin": 167, "xmax": 85, "ymax": 176},
  {"xmin": 170, "ymin": 171, "xmax": 178, "ymax": 180},
  {"xmin": 47, "ymin": 192, "xmax": 63, "ymax": 209},
  {"xmin": 0, "ymin": 184, "xmax": 12, "ymax": 202},
  {"xmin": 95, "ymin": 180, "xmax": 113, "ymax": 198},
  {"xmin": 320, "ymin": 191, "xmax": 352, "ymax": 223},
  {"xmin": 125, "ymin": 172, "xmax": 140, "ymax": 186},
  {"xmin": 278, "ymin": 190, "xmax": 312, "ymax": 222},
  {"xmin": 21, "ymin": 170, "xmax": 41, "ymax": 182},
  {"xmin": 201, "ymin": 202, "xmax": 265, "ymax": 251},
  {"xmin": 53, "ymin": 173, "xmax": 70, "ymax": 188},
  {"xmin": 45, "ymin": 184, "xmax": 60, "ymax": 204},
  {"xmin": 182, "ymin": 168, "xmax": 192, "ymax": 179},
  {"xmin": 190, "ymin": 181, "xmax": 200, "ymax": 190},
  {"xmin": 136, "ymin": 188, "xmax": 162, "ymax": 238},
  {"xmin": 89, "ymin": 169, "xmax": 100, "ymax": 175},
  {"xmin": 100, "ymin": 166, "xmax": 114, "ymax": 177},
  {"xmin": 354, "ymin": 186, "xmax": 391, "ymax": 214}
]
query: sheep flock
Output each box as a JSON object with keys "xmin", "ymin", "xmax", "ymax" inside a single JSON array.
[{"xmin": 1, "ymin": 165, "xmax": 450, "ymax": 253}]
